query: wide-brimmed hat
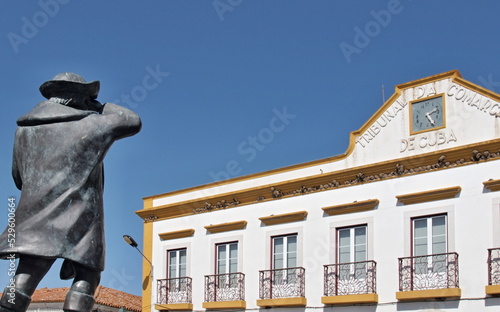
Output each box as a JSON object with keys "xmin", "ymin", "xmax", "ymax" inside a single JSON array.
[{"xmin": 39, "ymin": 72, "xmax": 100, "ymax": 99}]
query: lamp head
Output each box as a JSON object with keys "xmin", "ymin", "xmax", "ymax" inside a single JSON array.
[{"xmin": 123, "ymin": 235, "xmax": 138, "ymax": 248}]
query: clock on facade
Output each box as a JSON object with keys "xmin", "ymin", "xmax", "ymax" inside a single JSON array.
[{"xmin": 410, "ymin": 94, "xmax": 445, "ymax": 134}]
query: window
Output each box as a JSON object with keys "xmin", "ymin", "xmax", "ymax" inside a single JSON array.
[
  {"xmin": 337, "ymin": 225, "xmax": 367, "ymax": 280},
  {"xmin": 167, "ymin": 248, "xmax": 187, "ymax": 291},
  {"xmin": 338, "ymin": 225, "xmax": 367, "ymax": 264},
  {"xmin": 272, "ymin": 234, "xmax": 298, "ymax": 285},
  {"xmin": 273, "ymin": 234, "xmax": 297, "ymax": 270},
  {"xmin": 258, "ymin": 233, "xmax": 304, "ymax": 299},
  {"xmin": 398, "ymin": 212, "xmax": 457, "ymax": 291},
  {"xmin": 412, "ymin": 215, "xmax": 447, "ymax": 275},
  {"xmin": 168, "ymin": 248, "xmax": 187, "ymax": 278},
  {"xmin": 216, "ymin": 242, "xmax": 239, "ymax": 288},
  {"xmin": 413, "ymin": 215, "xmax": 447, "ymax": 256},
  {"xmin": 217, "ymin": 242, "xmax": 238, "ymax": 274}
]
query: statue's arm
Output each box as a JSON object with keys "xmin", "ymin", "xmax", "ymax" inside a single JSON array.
[
  {"xmin": 100, "ymin": 103, "xmax": 142, "ymax": 140},
  {"xmin": 12, "ymin": 138, "xmax": 22, "ymax": 190}
]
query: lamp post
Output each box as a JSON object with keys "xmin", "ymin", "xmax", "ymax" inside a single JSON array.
[{"xmin": 123, "ymin": 234, "xmax": 153, "ymax": 278}]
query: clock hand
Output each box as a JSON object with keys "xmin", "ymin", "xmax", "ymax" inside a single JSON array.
[{"xmin": 425, "ymin": 112, "xmax": 435, "ymax": 126}]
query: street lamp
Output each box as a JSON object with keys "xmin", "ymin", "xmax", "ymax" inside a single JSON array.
[
  {"xmin": 123, "ymin": 234, "xmax": 153, "ymax": 277},
  {"xmin": 123, "ymin": 234, "xmax": 138, "ymax": 247}
]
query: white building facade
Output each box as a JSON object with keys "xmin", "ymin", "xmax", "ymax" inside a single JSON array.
[{"xmin": 137, "ymin": 70, "xmax": 500, "ymax": 312}]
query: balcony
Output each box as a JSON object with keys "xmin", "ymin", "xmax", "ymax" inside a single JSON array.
[
  {"xmin": 257, "ymin": 267, "xmax": 306, "ymax": 307},
  {"xmin": 203, "ymin": 273, "xmax": 246, "ymax": 309},
  {"xmin": 397, "ymin": 252, "xmax": 461, "ymax": 301},
  {"xmin": 322, "ymin": 261, "xmax": 378, "ymax": 305},
  {"xmin": 156, "ymin": 277, "xmax": 193, "ymax": 310},
  {"xmin": 486, "ymin": 248, "xmax": 500, "ymax": 295}
]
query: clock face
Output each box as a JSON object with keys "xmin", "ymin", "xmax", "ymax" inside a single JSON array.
[{"xmin": 411, "ymin": 95, "xmax": 444, "ymax": 133}]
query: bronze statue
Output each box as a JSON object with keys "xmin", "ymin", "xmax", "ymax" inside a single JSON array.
[{"xmin": 0, "ymin": 73, "xmax": 142, "ymax": 312}]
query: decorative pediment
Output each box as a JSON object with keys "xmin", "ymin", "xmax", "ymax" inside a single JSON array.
[{"xmin": 350, "ymin": 70, "xmax": 500, "ymax": 165}]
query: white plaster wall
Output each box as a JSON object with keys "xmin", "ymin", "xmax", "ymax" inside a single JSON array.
[{"xmin": 150, "ymin": 158, "xmax": 500, "ymax": 312}]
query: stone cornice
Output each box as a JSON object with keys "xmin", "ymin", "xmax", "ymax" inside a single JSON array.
[
  {"xmin": 322, "ymin": 199, "xmax": 379, "ymax": 216},
  {"xmin": 396, "ymin": 186, "xmax": 462, "ymax": 205},
  {"xmin": 259, "ymin": 211, "xmax": 308, "ymax": 226},
  {"xmin": 204, "ymin": 221, "xmax": 247, "ymax": 233},
  {"xmin": 137, "ymin": 138, "xmax": 500, "ymax": 222},
  {"xmin": 483, "ymin": 179, "xmax": 500, "ymax": 192},
  {"xmin": 158, "ymin": 229, "xmax": 194, "ymax": 240}
]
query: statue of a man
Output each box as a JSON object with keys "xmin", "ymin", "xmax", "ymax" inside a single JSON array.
[{"xmin": 0, "ymin": 73, "xmax": 142, "ymax": 312}]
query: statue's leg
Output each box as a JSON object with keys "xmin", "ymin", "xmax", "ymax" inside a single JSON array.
[
  {"xmin": 63, "ymin": 262, "xmax": 101, "ymax": 312},
  {"xmin": 0, "ymin": 255, "xmax": 55, "ymax": 312}
]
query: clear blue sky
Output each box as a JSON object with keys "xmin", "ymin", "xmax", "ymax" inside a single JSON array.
[{"xmin": 1, "ymin": 1, "xmax": 499, "ymax": 297}]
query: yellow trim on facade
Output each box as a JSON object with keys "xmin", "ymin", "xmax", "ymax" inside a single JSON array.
[
  {"xmin": 202, "ymin": 300, "xmax": 246, "ymax": 309},
  {"xmin": 256, "ymin": 297, "xmax": 307, "ymax": 307},
  {"xmin": 483, "ymin": 179, "xmax": 500, "ymax": 192},
  {"xmin": 395, "ymin": 70, "xmax": 461, "ymax": 91},
  {"xmin": 158, "ymin": 229, "xmax": 195, "ymax": 240},
  {"xmin": 486, "ymin": 284, "xmax": 500, "ymax": 295},
  {"xmin": 204, "ymin": 220, "xmax": 247, "ymax": 233},
  {"xmin": 140, "ymin": 71, "xmax": 463, "ymax": 204},
  {"xmin": 137, "ymin": 138, "xmax": 500, "ymax": 221},
  {"xmin": 154, "ymin": 303, "xmax": 193, "ymax": 311},
  {"xmin": 322, "ymin": 199, "xmax": 379, "ymax": 216},
  {"xmin": 321, "ymin": 293, "xmax": 378, "ymax": 305},
  {"xmin": 143, "ymin": 197, "xmax": 153, "ymax": 209},
  {"xmin": 259, "ymin": 211, "xmax": 308, "ymax": 226},
  {"xmin": 396, "ymin": 186, "xmax": 461, "ymax": 205},
  {"xmin": 141, "ymin": 154, "xmax": 346, "ymax": 205},
  {"xmin": 138, "ymin": 69, "xmax": 500, "ymax": 222},
  {"xmin": 396, "ymin": 288, "xmax": 461, "ymax": 301},
  {"xmin": 142, "ymin": 221, "xmax": 153, "ymax": 312},
  {"xmin": 453, "ymin": 76, "xmax": 500, "ymax": 104}
]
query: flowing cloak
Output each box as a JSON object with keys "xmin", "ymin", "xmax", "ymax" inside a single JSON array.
[{"xmin": 0, "ymin": 101, "xmax": 141, "ymax": 276}]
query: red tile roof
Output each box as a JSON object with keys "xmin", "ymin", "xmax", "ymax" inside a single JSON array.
[
  {"xmin": 30, "ymin": 286, "xmax": 141, "ymax": 312},
  {"xmin": 30, "ymin": 287, "xmax": 66, "ymax": 303}
]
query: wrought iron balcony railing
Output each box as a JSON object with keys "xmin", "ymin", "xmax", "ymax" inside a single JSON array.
[
  {"xmin": 259, "ymin": 267, "xmax": 305, "ymax": 299},
  {"xmin": 398, "ymin": 252, "xmax": 459, "ymax": 291},
  {"xmin": 157, "ymin": 277, "xmax": 192, "ymax": 305},
  {"xmin": 324, "ymin": 260, "xmax": 377, "ymax": 296},
  {"xmin": 488, "ymin": 248, "xmax": 500, "ymax": 286},
  {"xmin": 204, "ymin": 273, "xmax": 245, "ymax": 302}
]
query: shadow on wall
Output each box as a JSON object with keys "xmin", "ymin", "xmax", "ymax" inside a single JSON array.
[
  {"xmin": 396, "ymin": 299, "xmax": 460, "ymax": 311},
  {"xmin": 485, "ymin": 296, "xmax": 500, "ymax": 307},
  {"xmin": 322, "ymin": 305, "xmax": 377, "ymax": 312}
]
